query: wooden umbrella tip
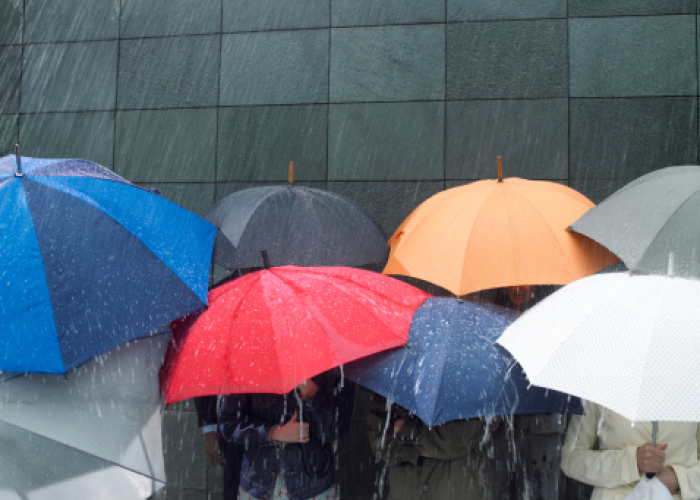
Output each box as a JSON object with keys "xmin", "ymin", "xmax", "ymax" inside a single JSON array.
[
  {"xmin": 288, "ymin": 161, "xmax": 294, "ymax": 183},
  {"xmin": 497, "ymin": 156, "xmax": 503, "ymax": 182}
]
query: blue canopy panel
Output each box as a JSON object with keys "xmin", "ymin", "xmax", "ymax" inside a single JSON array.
[
  {"xmin": 0, "ymin": 180, "xmax": 64, "ymax": 373},
  {"xmin": 21, "ymin": 176, "xmax": 214, "ymax": 373},
  {"xmin": 28, "ymin": 171, "xmax": 214, "ymax": 303}
]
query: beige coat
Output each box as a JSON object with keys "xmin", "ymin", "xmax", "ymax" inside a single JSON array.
[{"xmin": 561, "ymin": 401, "xmax": 700, "ymax": 500}]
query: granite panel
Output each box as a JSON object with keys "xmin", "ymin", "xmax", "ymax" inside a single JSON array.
[
  {"xmin": 331, "ymin": 0, "xmax": 444, "ymax": 26},
  {"xmin": 25, "ymin": 0, "xmax": 119, "ymax": 42},
  {"xmin": 0, "ymin": 0, "xmax": 23, "ymax": 45},
  {"xmin": 19, "ymin": 112, "xmax": 115, "ymax": 167},
  {"xmin": 570, "ymin": 97, "xmax": 698, "ymax": 182},
  {"xmin": 137, "ymin": 182, "xmax": 217, "ymax": 218},
  {"xmin": 223, "ymin": 0, "xmax": 329, "ymax": 32},
  {"xmin": 220, "ymin": 30, "xmax": 328, "ymax": 106},
  {"xmin": 447, "ymin": 20, "xmax": 567, "ymax": 99},
  {"xmin": 569, "ymin": 178, "xmax": 629, "ymax": 205},
  {"xmin": 161, "ymin": 411, "xmax": 208, "ymax": 490},
  {"xmin": 217, "ymin": 105, "xmax": 327, "ymax": 182},
  {"xmin": 330, "ymin": 25, "xmax": 445, "ymax": 102},
  {"xmin": 445, "ymin": 99, "xmax": 568, "ymax": 180},
  {"xmin": 448, "ymin": 0, "xmax": 566, "ymax": 21},
  {"xmin": 570, "ymin": 16, "xmax": 696, "ymax": 97},
  {"xmin": 0, "ymin": 46, "xmax": 21, "ymax": 113},
  {"xmin": 121, "ymin": 0, "xmax": 220, "ymax": 38},
  {"xmin": 569, "ymin": 0, "xmax": 695, "ymax": 17},
  {"xmin": 149, "ymin": 488, "xmax": 208, "ymax": 500},
  {"xmin": 328, "ymin": 102, "xmax": 444, "ymax": 181},
  {"xmin": 0, "ymin": 115, "xmax": 18, "ymax": 154},
  {"xmin": 118, "ymin": 36, "xmax": 219, "ymax": 110},
  {"xmin": 327, "ymin": 181, "xmax": 444, "ymax": 237},
  {"xmin": 115, "ymin": 108, "xmax": 217, "ymax": 182},
  {"xmin": 21, "ymin": 41, "xmax": 117, "ymax": 112}
]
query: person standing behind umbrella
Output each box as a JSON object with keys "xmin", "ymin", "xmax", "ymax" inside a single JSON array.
[
  {"xmin": 561, "ymin": 400, "xmax": 700, "ymax": 499},
  {"xmin": 219, "ymin": 370, "xmax": 344, "ymax": 500},
  {"xmin": 470, "ymin": 285, "xmax": 569, "ymax": 500},
  {"xmin": 365, "ymin": 391, "xmax": 491, "ymax": 499},
  {"xmin": 196, "ymin": 395, "xmax": 244, "ymax": 500}
]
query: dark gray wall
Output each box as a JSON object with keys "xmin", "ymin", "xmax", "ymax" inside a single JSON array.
[{"xmin": 2, "ymin": 1, "xmax": 698, "ymax": 499}]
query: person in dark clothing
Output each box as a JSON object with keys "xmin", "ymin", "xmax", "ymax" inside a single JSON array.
[
  {"xmin": 195, "ymin": 395, "xmax": 244, "ymax": 500},
  {"xmin": 219, "ymin": 370, "xmax": 351, "ymax": 500}
]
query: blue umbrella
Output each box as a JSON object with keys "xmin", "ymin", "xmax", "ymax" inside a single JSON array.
[
  {"xmin": 345, "ymin": 297, "xmax": 581, "ymax": 427},
  {"xmin": 0, "ymin": 152, "xmax": 216, "ymax": 374}
]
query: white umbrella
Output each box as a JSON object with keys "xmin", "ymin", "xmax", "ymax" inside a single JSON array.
[
  {"xmin": 0, "ymin": 334, "xmax": 168, "ymax": 500},
  {"xmin": 496, "ymin": 272, "xmax": 700, "ymax": 423}
]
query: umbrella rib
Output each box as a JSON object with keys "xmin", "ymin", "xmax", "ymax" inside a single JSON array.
[
  {"xmin": 637, "ymin": 188, "xmax": 700, "ymax": 270},
  {"xmin": 458, "ymin": 184, "xmax": 498, "ymax": 293},
  {"xmin": 0, "ymin": 419, "xmax": 166, "ymax": 484},
  {"xmin": 220, "ymin": 275, "xmax": 275, "ymax": 393},
  {"xmin": 22, "ymin": 177, "xmax": 69, "ymax": 372},
  {"xmin": 632, "ymin": 280, "xmax": 669, "ymax": 421},
  {"xmin": 278, "ymin": 269, "xmax": 413, "ymax": 364},
  {"xmin": 507, "ymin": 184, "xmax": 575, "ymax": 279}
]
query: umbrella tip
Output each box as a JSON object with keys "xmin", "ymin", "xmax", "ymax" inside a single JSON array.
[
  {"xmin": 15, "ymin": 143, "xmax": 22, "ymax": 175},
  {"xmin": 497, "ymin": 156, "xmax": 503, "ymax": 182},
  {"xmin": 288, "ymin": 161, "xmax": 294, "ymax": 183},
  {"xmin": 261, "ymin": 250, "xmax": 271, "ymax": 269}
]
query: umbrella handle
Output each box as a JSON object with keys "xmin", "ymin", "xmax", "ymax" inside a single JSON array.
[{"xmin": 645, "ymin": 421, "xmax": 659, "ymax": 479}]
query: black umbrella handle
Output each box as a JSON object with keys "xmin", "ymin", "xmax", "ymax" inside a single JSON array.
[{"xmin": 646, "ymin": 422, "xmax": 660, "ymax": 479}]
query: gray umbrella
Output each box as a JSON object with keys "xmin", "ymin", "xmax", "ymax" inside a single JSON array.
[
  {"xmin": 570, "ymin": 165, "xmax": 700, "ymax": 278},
  {"xmin": 207, "ymin": 184, "xmax": 389, "ymax": 271}
]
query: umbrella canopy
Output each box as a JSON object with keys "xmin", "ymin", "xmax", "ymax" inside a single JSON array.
[
  {"xmin": 206, "ymin": 184, "xmax": 389, "ymax": 271},
  {"xmin": 0, "ymin": 154, "xmax": 215, "ymax": 374},
  {"xmin": 570, "ymin": 165, "xmax": 700, "ymax": 279},
  {"xmin": 161, "ymin": 266, "xmax": 430, "ymax": 403},
  {"xmin": 383, "ymin": 175, "xmax": 619, "ymax": 296},
  {"xmin": 0, "ymin": 334, "xmax": 168, "ymax": 500},
  {"xmin": 344, "ymin": 297, "xmax": 581, "ymax": 427},
  {"xmin": 496, "ymin": 272, "xmax": 700, "ymax": 422}
]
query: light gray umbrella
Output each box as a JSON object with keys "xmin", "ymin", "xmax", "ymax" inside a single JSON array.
[
  {"xmin": 207, "ymin": 184, "xmax": 389, "ymax": 271},
  {"xmin": 0, "ymin": 335, "xmax": 168, "ymax": 500},
  {"xmin": 570, "ymin": 165, "xmax": 700, "ymax": 278}
]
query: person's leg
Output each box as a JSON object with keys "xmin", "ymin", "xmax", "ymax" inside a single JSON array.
[{"xmin": 223, "ymin": 442, "xmax": 244, "ymax": 500}]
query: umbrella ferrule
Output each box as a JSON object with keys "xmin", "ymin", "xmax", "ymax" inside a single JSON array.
[{"xmin": 15, "ymin": 143, "xmax": 22, "ymax": 175}]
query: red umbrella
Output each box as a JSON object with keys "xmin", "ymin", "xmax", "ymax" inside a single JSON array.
[{"xmin": 161, "ymin": 266, "xmax": 430, "ymax": 404}]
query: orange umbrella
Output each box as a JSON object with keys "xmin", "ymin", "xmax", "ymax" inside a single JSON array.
[{"xmin": 384, "ymin": 159, "xmax": 619, "ymax": 296}]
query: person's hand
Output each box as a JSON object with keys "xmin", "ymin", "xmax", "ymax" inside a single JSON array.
[
  {"xmin": 393, "ymin": 418, "xmax": 405, "ymax": 433},
  {"xmin": 489, "ymin": 416, "xmax": 502, "ymax": 433},
  {"xmin": 269, "ymin": 411, "xmax": 309, "ymax": 443},
  {"xmin": 204, "ymin": 431, "xmax": 225, "ymax": 466},
  {"xmin": 636, "ymin": 443, "xmax": 667, "ymax": 474},
  {"xmin": 656, "ymin": 467, "xmax": 679, "ymax": 494},
  {"xmin": 296, "ymin": 379, "xmax": 318, "ymax": 399}
]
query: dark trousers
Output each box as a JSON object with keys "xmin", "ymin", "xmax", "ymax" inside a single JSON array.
[{"xmin": 222, "ymin": 441, "xmax": 244, "ymax": 500}]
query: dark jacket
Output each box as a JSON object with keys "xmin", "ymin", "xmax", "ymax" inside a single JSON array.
[
  {"xmin": 219, "ymin": 379, "xmax": 343, "ymax": 500},
  {"xmin": 366, "ymin": 392, "xmax": 491, "ymax": 500},
  {"xmin": 195, "ymin": 395, "xmax": 243, "ymax": 500}
]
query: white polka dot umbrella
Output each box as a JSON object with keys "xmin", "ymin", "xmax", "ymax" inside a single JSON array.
[{"xmin": 496, "ymin": 272, "xmax": 700, "ymax": 423}]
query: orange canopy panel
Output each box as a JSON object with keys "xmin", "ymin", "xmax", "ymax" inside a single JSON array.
[{"xmin": 384, "ymin": 177, "xmax": 620, "ymax": 296}]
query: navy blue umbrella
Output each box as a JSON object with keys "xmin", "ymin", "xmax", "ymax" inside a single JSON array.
[
  {"xmin": 345, "ymin": 297, "xmax": 581, "ymax": 427},
  {"xmin": 0, "ymin": 153, "xmax": 216, "ymax": 374}
]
